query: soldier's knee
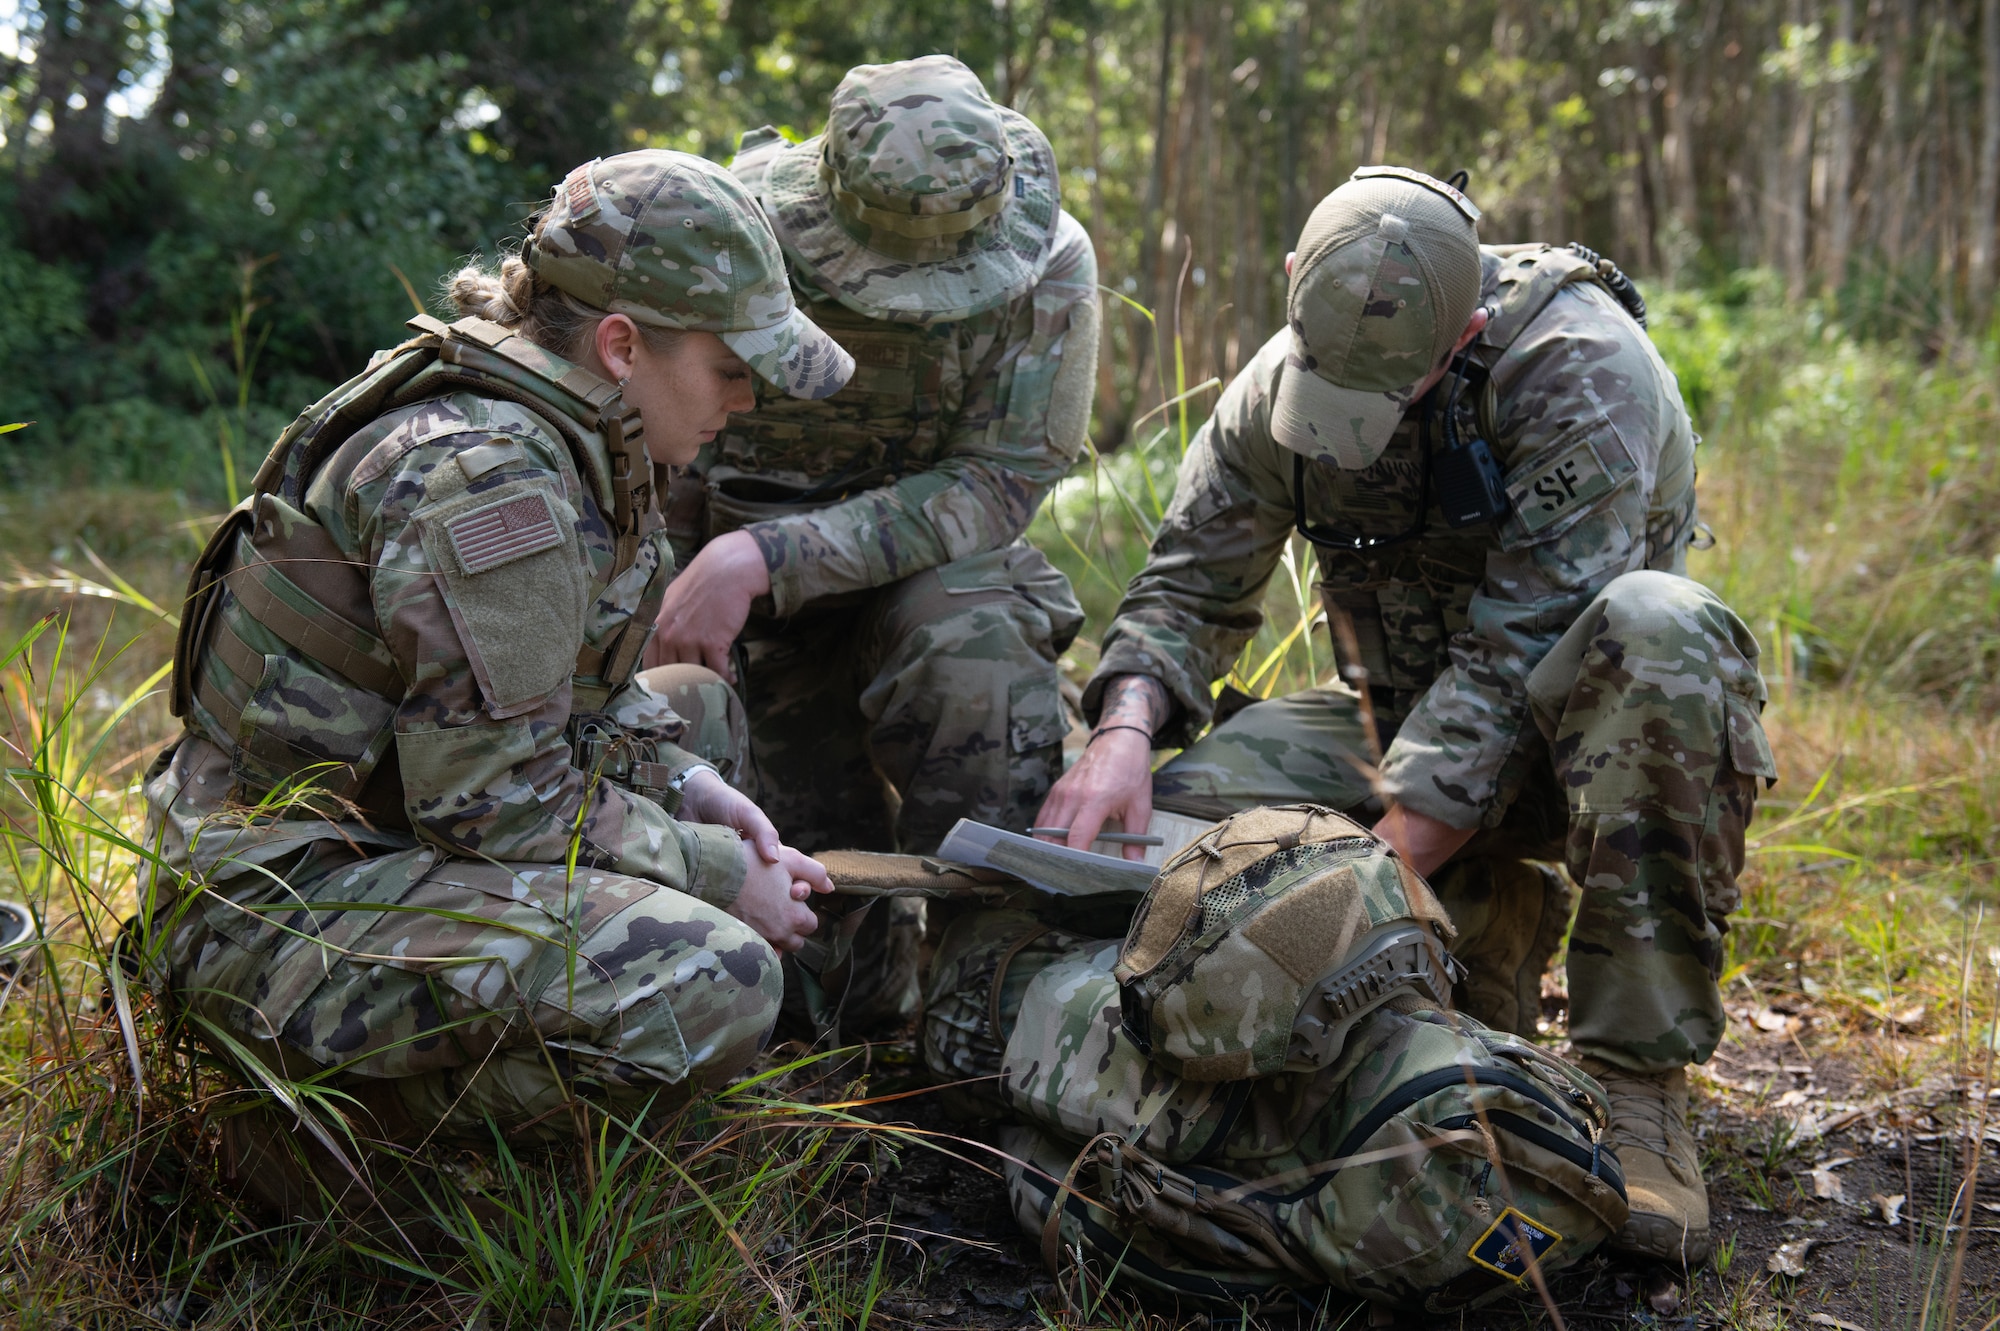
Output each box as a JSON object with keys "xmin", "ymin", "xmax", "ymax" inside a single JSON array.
[
  {"xmin": 638, "ymin": 662, "xmax": 727, "ymax": 693},
  {"xmin": 593, "ymin": 904, "xmax": 782, "ymax": 1089},
  {"xmin": 1589, "ymin": 571, "xmax": 1765, "ymax": 695},
  {"xmin": 1591, "ymin": 570, "xmax": 1725, "ymax": 644},
  {"xmin": 636, "ymin": 663, "xmax": 751, "ymax": 776}
]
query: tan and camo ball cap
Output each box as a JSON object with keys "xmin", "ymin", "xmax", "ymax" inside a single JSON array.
[
  {"xmin": 1271, "ymin": 166, "xmax": 1484, "ymax": 468},
  {"xmin": 524, "ymin": 149, "xmax": 854, "ymax": 400},
  {"xmin": 754, "ymin": 55, "xmax": 1062, "ymax": 324}
]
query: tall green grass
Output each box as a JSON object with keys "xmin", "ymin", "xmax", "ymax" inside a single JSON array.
[{"xmin": 0, "ymin": 606, "xmax": 940, "ymax": 1327}]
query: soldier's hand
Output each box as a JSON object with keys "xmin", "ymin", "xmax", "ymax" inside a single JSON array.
[
  {"xmin": 678, "ymin": 767, "xmax": 785, "ymax": 865},
  {"xmin": 1035, "ymin": 727, "xmax": 1156, "ymax": 862},
  {"xmin": 646, "ymin": 530, "xmax": 770, "ymax": 679},
  {"xmin": 732, "ymin": 846, "xmax": 832, "ymax": 953}
]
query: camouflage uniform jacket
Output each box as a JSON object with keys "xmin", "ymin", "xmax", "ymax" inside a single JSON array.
[
  {"xmin": 1088, "ymin": 246, "xmax": 1700, "ymax": 830},
  {"xmin": 148, "ymin": 346, "xmax": 749, "ymax": 909},
  {"xmin": 664, "ymin": 131, "xmax": 1099, "ymax": 617}
]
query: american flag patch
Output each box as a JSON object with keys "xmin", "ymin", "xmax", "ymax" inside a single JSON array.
[{"xmin": 446, "ymin": 491, "xmax": 565, "ymax": 574}]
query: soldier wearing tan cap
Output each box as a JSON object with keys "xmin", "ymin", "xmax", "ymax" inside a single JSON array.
[{"xmin": 1040, "ymin": 166, "xmax": 1777, "ymax": 1264}]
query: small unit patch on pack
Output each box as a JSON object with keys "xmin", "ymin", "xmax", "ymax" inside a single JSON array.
[
  {"xmin": 1466, "ymin": 1207, "xmax": 1561, "ymax": 1283},
  {"xmin": 1504, "ymin": 428, "xmax": 1625, "ymax": 537},
  {"xmin": 446, "ymin": 491, "xmax": 564, "ymax": 574}
]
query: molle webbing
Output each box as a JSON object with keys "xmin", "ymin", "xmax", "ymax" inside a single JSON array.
[{"xmin": 224, "ymin": 503, "xmax": 401, "ymax": 699}]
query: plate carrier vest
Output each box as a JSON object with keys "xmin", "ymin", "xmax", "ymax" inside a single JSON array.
[{"xmin": 169, "ymin": 314, "xmax": 662, "ymax": 824}]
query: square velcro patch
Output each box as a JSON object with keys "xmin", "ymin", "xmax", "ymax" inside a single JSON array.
[
  {"xmin": 445, "ymin": 490, "xmax": 564, "ymax": 575},
  {"xmin": 1466, "ymin": 1206, "xmax": 1562, "ymax": 1283}
]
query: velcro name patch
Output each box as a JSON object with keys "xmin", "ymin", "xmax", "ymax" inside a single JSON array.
[
  {"xmin": 446, "ymin": 491, "xmax": 564, "ymax": 574},
  {"xmin": 1466, "ymin": 1207, "xmax": 1561, "ymax": 1283},
  {"xmin": 1503, "ymin": 427, "xmax": 1626, "ymax": 539}
]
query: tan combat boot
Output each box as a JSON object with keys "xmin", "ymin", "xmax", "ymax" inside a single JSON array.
[{"xmin": 1580, "ymin": 1057, "xmax": 1711, "ymax": 1265}]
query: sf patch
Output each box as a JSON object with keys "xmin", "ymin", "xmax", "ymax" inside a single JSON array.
[
  {"xmin": 446, "ymin": 491, "xmax": 564, "ymax": 574},
  {"xmin": 1500, "ymin": 420, "xmax": 1636, "ymax": 544},
  {"xmin": 1467, "ymin": 1206, "xmax": 1562, "ymax": 1282}
]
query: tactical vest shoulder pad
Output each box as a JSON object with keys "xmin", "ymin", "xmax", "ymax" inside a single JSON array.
[{"xmin": 1476, "ymin": 245, "xmax": 1606, "ymax": 357}]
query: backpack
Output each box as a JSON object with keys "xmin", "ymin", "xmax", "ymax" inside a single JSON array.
[{"xmin": 982, "ymin": 807, "xmax": 1629, "ymax": 1312}]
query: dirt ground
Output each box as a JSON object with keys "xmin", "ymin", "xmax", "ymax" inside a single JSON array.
[{"xmin": 847, "ymin": 990, "xmax": 2000, "ymax": 1330}]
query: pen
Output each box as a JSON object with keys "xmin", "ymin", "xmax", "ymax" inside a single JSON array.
[{"xmin": 1026, "ymin": 828, "xmax": 1165, "ymax": 847}]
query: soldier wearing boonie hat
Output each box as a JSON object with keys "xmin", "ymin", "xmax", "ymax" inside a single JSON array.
[
  {"xmin": 641, "ymin": 57, "xmax": 1101, "ymax": 1032},
  {"xmin": 1038, "ymin": 165, "xmax": 1779, "ymax": 1267},
  {"xmin": 144, "ymin": 149, "xmax": 856, "ymax": 1168}
]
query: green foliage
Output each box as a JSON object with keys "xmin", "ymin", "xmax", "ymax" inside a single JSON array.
[{"xmin": 1653, "ymin": 288, "xmax": 2000, "ymax": 713}]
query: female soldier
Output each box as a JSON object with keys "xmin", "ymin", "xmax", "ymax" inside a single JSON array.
[{"xmin": 144, "ymin": 150, "xmax": 855, "ymax": 1145}]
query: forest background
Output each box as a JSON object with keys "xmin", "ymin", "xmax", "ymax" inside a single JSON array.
[
  {"xmin": 7, "ymin": 0, "xmax": 2000, "ymax": 479},
  {"xmin": 0, "ymin": 0, "xmax": 1998, "ymax": 1325}
]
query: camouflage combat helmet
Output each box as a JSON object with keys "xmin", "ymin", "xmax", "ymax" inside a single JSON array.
[
  {"xmin": 524, "ymin": 149, "xmax": 853, "ymax": 399},
  {"xmin": 755, "ymin": 55, "xmax": 1062, "ymax": 324},
  {"xmin": 1114, "ymin": 805, "xmax": 1458, "ymax": 1082},
  {"xmin": 1272, "ymin": 166, "xmax": 1484, "ymax": 468}
]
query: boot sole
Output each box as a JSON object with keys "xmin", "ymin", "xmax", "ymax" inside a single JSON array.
[{"xmin": 1611, "ymin": 1209, "xmax": 1712, "ymax": 1266}]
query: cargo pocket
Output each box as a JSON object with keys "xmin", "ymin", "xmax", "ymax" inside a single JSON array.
[
  {"xmin": 1723, "ymin": 692, "xmax": 1778, "ymax": 785},
  {"xmin": 231, "ymin": 650, "xmax": 397, "ymax": 802}
]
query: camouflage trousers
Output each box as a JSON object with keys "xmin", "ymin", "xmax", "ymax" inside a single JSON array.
[
  {"xmin": 726, "ymin": 541, "xmax": 1083, "ymax": 856},
  {"xmin": 1153, "ymin": 571, "xmax": 1774, "ymax": 1073},
  {"xmin": 689, "ymin": 542, "xmax": 1081, "ymax": 1033},
  {"xmin": 161, "ymin": 670, "xmax": 780, "ymax": 1145}
]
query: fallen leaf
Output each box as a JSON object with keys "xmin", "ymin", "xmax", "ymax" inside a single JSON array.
[
  {"xmin": 1808, "ymin": 1315, "xmax": 1870, "ymax": 1331},
  {"xmin": 1768, "ymin": 1238, "xmax": 1816, "ymax": 1276},
  {"xmin": 1890, "ymin": 1004, "xmax": 1925, "ymax": 1028},
  {"xmin": 1873, "ymin": 1193, "xmax": 1906, "ymax": 1225},
  {"xmin": 1810, "ymin": 1168, "xmax": 1846, "ymax": 1202},
  {"xmin": 1755, "ymin": 1007, "xmax": 1792, "ymax": 1033},
  {"xmin": 1646, "ymin": 1279, "xmax": 1683, "ymax": 1315}
]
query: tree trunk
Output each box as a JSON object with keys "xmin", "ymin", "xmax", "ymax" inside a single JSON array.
[
  {"xmin": 1823, "ymin": 0, "xmax": 1857, "ymax": 294},
  {"xmin": 1084, "ymin": 32, "xmax": 1125, "ymax": 448},
  {"xmin": 1132, "ymin": 0, "xmax": 1179, "ymax": 395},
  {"xmin": 1781, "ymin": 0, "xmax": 1816, "ymax": 301},
  {"xmin": 1969, "ymin": 0, "xmax": 2000, "ymax": 315},
  {"xmin": 1279, "ymin": 5, "xmax": 1306, "ymax": 245}
]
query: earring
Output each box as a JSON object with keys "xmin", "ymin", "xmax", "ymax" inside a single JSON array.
[{"xmin": 617, "ymin": 376, "xmax": 630, "ymax": 388}]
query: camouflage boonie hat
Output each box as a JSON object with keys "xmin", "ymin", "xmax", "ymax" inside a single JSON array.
[
  {"xmin": 757, "ymin": 55, "xmax": 1062, "ymax": 324},
  {"xmin": 525, "ymin": 149, "xmax": 853, "ymax": 399},
  {"xmin": 1114, "ymin": 805, "xmax": 1457, "ymax": 1081},
  {"xmin": 1272, "ymin": 166, "xmax": 1483, "ymax": 467}
]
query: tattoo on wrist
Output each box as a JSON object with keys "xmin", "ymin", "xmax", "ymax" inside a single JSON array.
[{"xmin": 1098, "ymin": 675, "xmax": 1170, "ymax": 739}]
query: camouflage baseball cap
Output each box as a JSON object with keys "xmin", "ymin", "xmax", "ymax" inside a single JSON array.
[
  {"xmin": 524, "ymin": 149, "xmax": 853, "ymax": 400},
  {"xmin": 1271, "ymin": 166, "xmax": 1483, "ymax": 468},
  {"xmin": 754, "ymin": 55, "xmax": 1062, "ymax": 324},
  {"xmin": 1114, "ymin": 805, "xmax": 1456, "ymax": 1081}
]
